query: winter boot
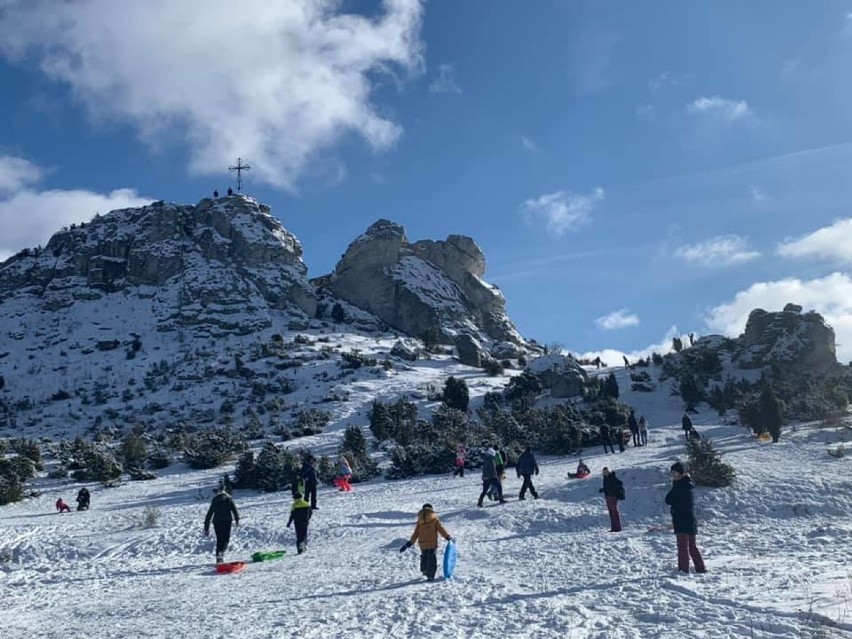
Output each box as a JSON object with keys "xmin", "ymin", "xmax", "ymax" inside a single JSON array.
[
  {"xmin": 215, "ymin": 553, "xmax": 223, "ymax": 564},
  {"xmin": 477, "ymin": 499, "xmax": 484, "ymax": 508}
]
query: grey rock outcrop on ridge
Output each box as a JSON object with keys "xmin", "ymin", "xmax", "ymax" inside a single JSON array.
[
  {"xmin": 321, "ymin": 219, "xmax": 523, "ymax": 347},
  {"xmin": 736, "ymin": 306, "xmax": 837, "ymax": 371},
  {"xmin": 526, "ymin": 353, "xmax": 589, "ymax": 398},
  {"xmin": 0, "ymin": 195, "xmax": 317, "ymax": 334}
]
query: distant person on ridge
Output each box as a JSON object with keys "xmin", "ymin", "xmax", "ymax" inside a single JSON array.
[
  {"xmin": 299, "ymin": 455, "xmax": 319, "ymax": 510},
  {"xmin": 628, "ymin": 409, "xmax": 640, "ymax": 447},
  {"xmin": 213, "ymin": 189, "xmax": 219, "ymax": 198},
  {"xmin": 204, "ymin": 487, "xmax": 240, "ymax": 564},
  {"xmin": 55, "ymin": 498, "xmax": 71, "ymax": 513},
  {"xmin": 623, "ymin": 355, "xmax": 630, "ymax": 368},
  {"xmin": 399, "ymin": 503, "xmax": 452, "ymax": 582},
  {"xmin": 516, "ymin": 445, "xmax": 540, "ymax": 500},
  {"xmin": 76, "ymin": 487, "xmax": 90, "ymax": 511},
  {"xmin": 599, "ymin": 467, "xmax": 624, "ymax": 532},
  {"xmin": 681, "ymin": 414, "xmax": 693, "ymax": 440},
  {"xmin": 638, "ymin": 416, "xmax": 649, "ymax": 447},
  {"xmin": 478, "ymin": 448, "xmax": 505, "ymax": 507},
  {"xmin": 600, "ymin": 424, "xmax": 615, "ymax": 455},
  {"xmin": 665, "ymin": 462, "xmax": 707, "ymax": 574},
  {"xmin": 227, "ymin": 187, "xmax": 233, "ymax": 196},
  {"xmin": 286, "ymin": 492, "xmax": 312, "ymax": 554}
]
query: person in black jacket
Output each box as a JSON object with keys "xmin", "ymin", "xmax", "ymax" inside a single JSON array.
[
  {"xmin": 665, "ymin": 462, "xmax": 707, "ymax": 573},
  {"xmin": 599, "ymin": 424, "xmax": 615, "ymax": 455},
  {"xmin": 76, "ymin": 487, "xmax": 90, "ymax": 511},
  {"xmin": 204, "ymin": 488, "xmax": 240, "ymax": 563},
  {"xmin": 599, "ymin": 467, "xmax": 623, "ymax": 532},
  {"xmin": 628, "ymin": 410, "xmax": 640, "ymax": 447},
  {"xmin": 681, "ymin": 414, "xmax": 693, "ymax": 440},
  {"xmin": 299, "ymin": 456, "xmax": 319, "ymax": 510},
  {"xmin": 516, "ymin": 446, "xmax": 539, "ymax": 500},
  {"xmin": 286, "ymin": 492, "xmax": 313, "ymax": 554}
]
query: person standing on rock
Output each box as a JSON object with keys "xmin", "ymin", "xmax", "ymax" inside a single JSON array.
[
  {"xmin": 600, "ymin": 424, "xmax": 615, "ymax": 455},
  {"xmin": 286, "ymin": 492, "xmax": 312, "ymax": 554},
  {"xmin": 478, "ymin": 448, "xmax": 505, "ymax": 506},
  {"xmin": 516, "ymin": 445, "xmax": 540, "ymax": 500},
  {"xmin": 599, "ymin": 467, "xmax": 623, "ymax": 532},
  {"xmin": 665, "ymin": 462, "xmax": 707, "ymax": 574},
  {"xmin": 204, "ymin": 487, "xmax": 240, "ymax": 564}
]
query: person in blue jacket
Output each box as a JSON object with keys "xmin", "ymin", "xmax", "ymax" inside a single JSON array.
[{"xmin": 516, "ymin": 445, "xmax": 540, "ymax": 500}]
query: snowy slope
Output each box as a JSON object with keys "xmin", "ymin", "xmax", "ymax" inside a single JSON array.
[{"xmin": 2, "ymin": 373, "xmax": 852, "ymax": 639}]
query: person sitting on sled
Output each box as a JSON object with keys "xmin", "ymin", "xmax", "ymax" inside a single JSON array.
[
  {"xmin": 576, "ymin": 459, "xmax": 591, "ymax": 476},
  {"xmin": 55, "ymin": 498, "xmax": 71, "ymax": 513}
]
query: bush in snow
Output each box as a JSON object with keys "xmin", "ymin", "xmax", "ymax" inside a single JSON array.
[
  {"xmin": 233, "ymin": 451, "xmax": 257, "ymax": 489},
  {"xmin": 182, "ymin": 430, "xmax": 246, "ymax": 470},
  {"xmin": 253, "ymin": 442, "xmax": 300, "ymax": 492},
  {"xmin": 136, "ymin": 506, "xmax": 160, "ymax": 528},
  {"xmin": 759, "ymin": 383, "xmax": 784, "ymax": 443},
  {"xmin": 293, "ymin": 408, "xmax": 331, "ymax": 437},
  {"xmin": 369, "ymin": 398, "xmax": 418, "ymax": 443},
  {"xmin": 10, "ymin": 438, "xmax": 42, "ymax": 470},
  {"xmin": 504, "ymin": 371, "xmax": 542, "ymax": 411},
  {"xmin": 331, "ymin": 302, "xmax": 346, "ymax": 323},
  {"xmin": 71, "ymin": 447, "xmax": 122, "ymax": 483},
  {"xmin": 0, "ymin": 473, "xmax": 23, "ymax": 505},
  {"xmin": 316, "ymin": 455, "xmax": 336, "ymax": 484},
  {"xmin": 442, "ymin": 376, "xmax": 470, "ymax": 412},
  {"xmin": 387, "ymin": 443, "xmax": 456, "ymax": 479},
  {"xmin": 120, "ymin": 433, "xmax": 148, "ymax": 470},
  {"xmin": 686, "ymin": 439, "xmax": 735, "ymax": 487},
  {"xmin": 146, "ymin": 446, "xmax": 172, "ymax": 470}
]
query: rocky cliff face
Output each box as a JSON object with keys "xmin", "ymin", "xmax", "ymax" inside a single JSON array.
[
  {"xmin": 736, "ymin": 306, "xmax": 837, "ymax": 371},
  {"xmin": 0, "ymin": 195, "xmax": 317, "ymax": 334},
  {"xmin": 320, "ymin": 219, "xmax": 523, "ymax": 347}
]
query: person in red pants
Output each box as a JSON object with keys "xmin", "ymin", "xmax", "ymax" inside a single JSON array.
[
  {"xmin": 55, "ymin": 498, "xmax": 71, "ymax": 513},
  {"xmin": 600, "ymin": 467, "xmax": 623, "ymax": 532},
  {"xmin": 665, "ymin": 462, "xmax": 707, "ymax": 574},
  {"xmin": 336, "ymin": 455, "xmax": 353, "ymax": 492}
]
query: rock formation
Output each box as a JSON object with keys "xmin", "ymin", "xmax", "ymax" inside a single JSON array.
[{"xmin": 736, "ymin": 306, "xmax": 837, "ymax": 371}]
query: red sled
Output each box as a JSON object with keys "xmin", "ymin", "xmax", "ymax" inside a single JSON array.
[
  {"xmin": 215, "ymin": 561, "xmax": 246, "ymax": 574},
  {"xmin": 567, "ymin": 471, "xmax": 591, "ymax": 479}
]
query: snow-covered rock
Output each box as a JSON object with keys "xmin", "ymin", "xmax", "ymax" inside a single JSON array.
[{"xmin": 526, "ymin": 353, "xmax": 589, "ymax": 397}]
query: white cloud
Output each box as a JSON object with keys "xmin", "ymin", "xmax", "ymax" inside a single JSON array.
[
  {"xmin": 674, "ymin": 235, "xmax": 761, "ymax": 267},
  {"xmin": 635, "ymin": 104, "xmax": 656, "ymax": 122},
  {"xmin": 520, "ymin": 135, "xmax": 537, "ymax": 151},
  {"xmin": 0, "ymin": 156, "xmax": 42, "ymax": 194},
  {"xmin": 595, "ymin": 309, "xmax": 640, "ymax": 331},
  {"xmin": 777, "ymin": 218, "xmax": 852, "ymax": 264},
  {"xmin": 0, "ymin": 155, "xmax": 151, "ymax": 261},
  {"xmin": 705, "ymin": 273, "xmax": 852, "ymax": 362},
  {"xmin": 687, "ymin": 96, "xmax": 752, "ymax": 121},
  {"xmin": 0, "ymin": 0, "xmax": 424, "ymax": 191},
  {"xmin": 577, "ymin": 325, "xmax": 684, "ymax": 365},
  {"xmin": 428, "ymin": 64, "xmax": 461, "ymax": 94},
  {"xmin": 521, "ymin": 188, "xmax": 604, "ymax": 236}
]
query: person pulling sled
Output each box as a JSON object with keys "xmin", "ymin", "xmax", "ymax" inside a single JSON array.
[
  {"xmin": 204, "ymin": 487, "xmax": 240, "ymax": 564},
  {"xmin": 399, "ymin": 504, "xmax": 452, "ymax": 582}
]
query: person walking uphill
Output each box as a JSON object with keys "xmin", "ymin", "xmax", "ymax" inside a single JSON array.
[
  {"xmin": 628, "ymin": 410, "xmax": 640, "ymax": 447},
  {"xmin": 286, "ymin": 492, "xmax": 312, "ymax": 554},
  {"xmin": 399, "ymin": 504, "xmax": 452, "ymax": 581},
  {"xmin": 599, "ymin": 468, "xmax": 624, "ymax": 532},
  {"xmin": 638, "ymin": 416, "xmax": 649, "ymax": 447},
  {"xmin": 299, "ymin": 455, "xmax": 319, "ymax": 510},
  {"xmin": 204, "ymin": 488, "xmax": 240, "ymax": 564},
  {"xmin": 665, "ymin": 462, "xmax": 707, "ymax": 574},
  {"xmin": 516, "ymin": 445, "xmax": 540, "ymax": 500},
  {"xmin": 600, "ymin": 424, "xmax": 615, "ymax": 455},
  {"xmin": 681, "ymin": 413, "xmax": 693, "ymax": 441},
  {"xmin": 478, "ymin": 448, "xmax": 506, "ymax": 507}
]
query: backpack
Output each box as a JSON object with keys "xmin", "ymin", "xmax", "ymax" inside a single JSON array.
[{"xmin": 617, "ymin": 484, "xmax": 626, "ymax": 501}]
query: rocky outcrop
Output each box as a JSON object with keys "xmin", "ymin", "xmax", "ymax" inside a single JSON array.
[
  {"xmin": 736, "ymin": 307, "xmax": 837, "ymax": 371},
  {"xmin": 526, "ymin": 353, "xmax": 589, "ymax": 398},
  {"xmin": 0, "ymin": 195, "xmax": 317, "ymax": 334},
  {"xmin": 455, "ymin": 334, "xmax": 487, "ymax": 367},
  {"xmin": 390, "ymin": 339, "xmax": 419, "ymax": 362},
  {"xmin": 321, "ymin": 219, "xmax": 523, "ymax": 346}
]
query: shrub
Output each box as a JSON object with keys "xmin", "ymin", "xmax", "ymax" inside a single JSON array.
[
  {"xmin": 331, "ymin": 302, "xmax": 345, "ymax": 323},
  {"xmin": 316, "ymin": 455, "xmax": 336, "ymax": 484},
  {"xmin": 233, "ymin": 452, "xmax": 257, "ymax": 489},
  {"xmin": 369, "ymin": 399, "xmax": 418, "ymax": 443},
  {"xmin": 71, "ymin": 448, "xmax": 122, "ymax": 483},
  {"xmin": 339, "ymin": 425, "xmax": 379, "ymax": 482},
  {"xmin": 340, "ymin": 350, "xmax": 377, "ymax": 369},
  {"xmin": 602, "ymin": 373, "xmax": 620, "ymax": 400},
  {"xmin": 686, "ymin": 439, "xmax": 735, "ymax": 487},
  {"xmin": 505, "ymin": 371, "xmax": 542, "ymax": 410},
  {"xmin": 759, "ymin": 383, "xmax": 784, "ymax": 443},
  {"xmin": 420, "ymin": 327, "xmax": 440, "ymax": 353},
  {"xmin": 147, "ymin": 446, "xmax": 172, "ymax": 470},
  {"xmin": 293, "ymin": 408, "xmax": 331, "ymax": 436},
  {"xmin": 387, "ymin": 443, "xmax": 455, "ymax": 479},
  {"xmin": 678, "ymin": 372, "xmax": 704, "ymax": 409},
  {"xmin": 120, "ymin": 434, "xmax": 148, "ymax": 470},
  {"xmin": 442, "ymin": 376, "xmax": 470, "ymax": 412},
  {"xmin": 136, "ymin": 506, "xmax": 161, "ymax": 528},
  {"xmin": 253, "ymin": 442, "xmax": 301, "ymax": 492},
  {"xmin": 0, "ymin": 474, "xmax": 23, "ymax": 505},
  {"xmin": 10, "ymin": 438, "xmax": 42, "ymax": 470},
  {"xmin": 482, "ymin": 359, "xmax": 504, "ymax": 376},
  {"xmin": 182, "ymin": 430, "xmax": 245, "ymax": 470}
]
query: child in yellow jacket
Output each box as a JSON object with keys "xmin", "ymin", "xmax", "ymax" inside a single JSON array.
[{"xmin": 399, "ymin": 503, "xmax": 452, "ymax": 581}]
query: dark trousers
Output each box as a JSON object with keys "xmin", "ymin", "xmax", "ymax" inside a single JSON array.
[
  {"xmin": 213, "ymin": 520, "xmax": 232, "ymax": 555},
  {"xmin": 602, "ymin": 438, "xmax": 615, "ymax": 454},
  {"xmin": 478, "ymin": 478, "xmax": 502, "ymax": 503},
  {"xmin": 676, "ymin": 534, "xmax": 706, "ymax": 573},
  {"xmin": 294, "ymin": 521, "xmax": 309, "ymax": 553},
  {"xmin": 605, "ymin": 496, "xmax": 622, "ymax": 532},
  {"xmin": 631, "ymin": 430, "xmax": 640, "ymax": 446},
  {"xmin": 453, "ymin": 465, "xmax": 465, "ymax": 477},
  {"xmin": 304, "ymin": 481, "xmax": 317, "ymax": 509},
  {"xmin": 640, "ymin": 431, "xmax": 648, "ymax": 446},
  {"xmin": 519, "ymin": 474, "xmax": 538, "ymax": 499},
  {"xmin": 419, "ymin": 549, "xmax": 437, "ymax": 579}
]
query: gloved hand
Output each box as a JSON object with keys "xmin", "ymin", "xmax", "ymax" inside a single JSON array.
[
  {"xmin": 399, "ymin": 542, "xmax": 412, "ymax": 553},
  {"xmin": 286, "ymin": 523, "xmax": 291, "ymax": 529},
  {"xmin": 203, "ymin": 528, "xmax": 209, "ymax": 537},
  {"xmin": 446, "ymin": 537, "xmax": 453, "ymax": 543}
]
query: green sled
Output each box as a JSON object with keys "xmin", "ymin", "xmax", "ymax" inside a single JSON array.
[{"xmin": 251, "ymin": 550, "xmax": 287, "ymax": 562}]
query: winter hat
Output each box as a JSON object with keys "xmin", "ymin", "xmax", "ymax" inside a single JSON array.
[
  {"xmin": 670, "ymin": 462, "xmax": 685, "ymax": 474},
  {"xmin": 422, "ymin": 503, "xmax": 433, "ymax": 511}
]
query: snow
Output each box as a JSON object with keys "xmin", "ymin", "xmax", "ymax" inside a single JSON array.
[{"xmin": 3, "ymin": 366, "xmax": 852, "ymax": 638}]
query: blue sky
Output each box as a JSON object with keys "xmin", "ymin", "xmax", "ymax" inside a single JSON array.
[{"xmin": 2, "ymin": 0, "xmax": 852, "ymax": 360}]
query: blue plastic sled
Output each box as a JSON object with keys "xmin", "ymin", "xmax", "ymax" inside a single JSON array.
[{"xmin": 443, "ymin": 540, "xmax": 457, "ymax": 579}]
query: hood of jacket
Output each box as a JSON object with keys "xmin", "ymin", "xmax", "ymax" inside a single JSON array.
[{"xmin": 417, "ymin": 508, "xmax": 437, "ymax": 524}]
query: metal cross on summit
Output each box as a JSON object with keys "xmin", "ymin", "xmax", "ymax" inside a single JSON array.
[{"xmin": 228, "ymin": 157, "xmax": 251, "ymax": 192}]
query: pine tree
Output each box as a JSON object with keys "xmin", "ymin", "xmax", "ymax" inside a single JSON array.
[
  {"xmin": 442, "ymin": 376, "xmax": 470, "ymax": 411},
  {"xmin": 603, "ymin": 372, "xmax": 620, "ymax": 400},
  {"xmin": 759, "ymin": 383, "xmax": 783, "ymax": 443},
  {"xmin": 686, "ymin": 439, "xmax": 735, "ymax": 487}
]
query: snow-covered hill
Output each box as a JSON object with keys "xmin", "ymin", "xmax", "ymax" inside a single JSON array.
[{"xmin": 2, "ymin": 370, "xmax": 851, "ymax": 639}]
